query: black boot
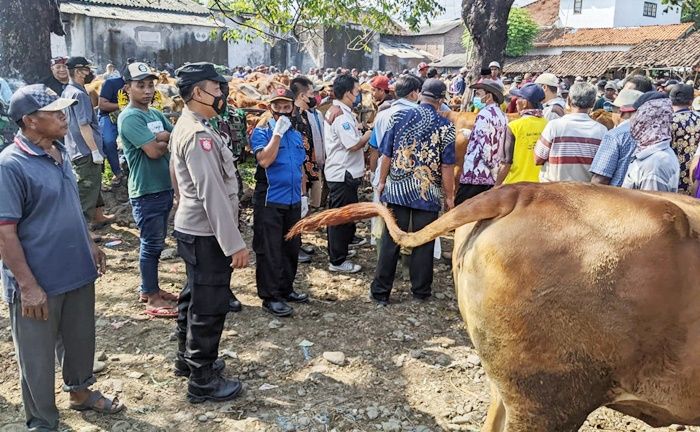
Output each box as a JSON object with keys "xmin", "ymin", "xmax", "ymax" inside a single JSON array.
[
  {"xmin": 174, "ymin": 357, "xmax": 226, "ymax": 377},
  {"xmin": 187, "ymin": 366, "xmax": 243, "ymax": 404}
]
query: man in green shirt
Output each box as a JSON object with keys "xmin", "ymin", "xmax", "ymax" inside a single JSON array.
[{"xmin": 117, "ymin": 62, "xmax": 178, "ymax": 317}]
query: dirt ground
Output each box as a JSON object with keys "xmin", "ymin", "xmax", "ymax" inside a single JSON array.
[{"xmin": 0, "ymin": 183, "xmax": 697, "ymax": 432}]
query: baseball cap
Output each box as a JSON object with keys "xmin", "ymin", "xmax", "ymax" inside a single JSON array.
[
  {"xmin": 66, "ymin": 56, "xmax": 92, "ymax": 70},
  {"xmin": 175, "ymin": 62, "xmax": 227, "ymax": 88},
  {"xmin": 509, "ymin": 83, "xmax": 545, "ymax": 106},
  {"xmin": 633, "ymin": 91, "xmax": 668, "ymax": 110},
  {"xmin": 604, "ymin": 82, "xmax": 617, "ymax": 91},
  {"xmin": 124, "ymin": 62, "xmax": 158, "ymax": 81},
  {"xmin": 269, "ymin": 87, "xmax": 295, "ymax": 103},
  {"xmin": 669, "ymin": 84, "xmax": 694, "ymax": 102},
  {"xmin": 489, "ymin": 61, "xmax": 501, "ymax": 69},
  {"xmin": 418, "ymin": 62, "xmax": 429, "ymax": 71},
  {"xmin": 612, "ymin": 89, "xmax": 643, "ymax": 110},
  {"xmin": 421, "ymin": 78, "xmax": 447, "ymax": 99},
  {"xmin": 370, "ymin": 75, "xmax": 391, "ymax": 91},
  {"xmin": 8, "ymin": 84, "xmax": 77, "ymax": 122},
  {"xmin": 50, "ymin": 57, "xmax": 67, "ymax": 66},
  {"xmin": 535, "ymin": 73, "xmax": 559, "ymax": 87}
]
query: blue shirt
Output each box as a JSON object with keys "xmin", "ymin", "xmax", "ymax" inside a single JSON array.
[
  {"xmin": 250, "ymin": 119, "xmax": 306, "ymax": 207},
  {"xmin": 62, "ymin": 82, "xmax": 104, "ymax": 160},
  {"xmin": 0, "ymin": 132, "xmax": 97, "ymax": 302},
  {"xmin": 369, "ymin": 98, "xmax": 419, "ymax": 149},
  {"xmin": 379, "ymin": 103, "xmax": 456, "ymax": 212},
  {"xmin": 98, "ymin": 76, "xmax": 125, "ymax": 117},
  {"xmin": 589, "ymin": 120, "xmax": 637, "ymax": 186}
]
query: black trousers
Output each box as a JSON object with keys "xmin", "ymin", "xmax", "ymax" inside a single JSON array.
[
  {"xmin": 253, "ymin": 204, "xmax": 301, "ymax": 300},
  {"xmin": 371, "ymin": 204, "xmax": 438, "ymax": 300},
  {"xmin": 174, "ymin": 231, "xmax": 232, "ymax": 374},
  {"xmin": 455, "ymin": 183, "xmax": 493, "ymax": 206},
  {"xmin": 327, "ymin": 171, "xmax": 361, "ymax": 265}
]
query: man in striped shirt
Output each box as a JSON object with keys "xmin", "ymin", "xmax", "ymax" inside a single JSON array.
[{"xmin": 534, "ymin": 82, "xmax": 608, "ymax": 182}]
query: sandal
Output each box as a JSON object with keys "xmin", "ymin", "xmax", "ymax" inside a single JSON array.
[
  {"xmin": 138, "ymin": 290, "xmax": 179, "ymax": 303},
  {"xmin": 144, "ymin": 305, "xmax": 178, "ymax": 318},
  {"xmin": 70, "ymin": 390, "xmax": 125, "ymax": 415}
]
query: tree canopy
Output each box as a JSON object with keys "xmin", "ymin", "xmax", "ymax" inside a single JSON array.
[{"xmin": 206, "ymin": 0, "xmax": 443, "ymax": 47}]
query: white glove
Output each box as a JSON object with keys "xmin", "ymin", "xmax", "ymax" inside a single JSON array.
[
  {"xmin": 459, "ymin": 128, "xmax": 472, "ymax": 139},
  {"xmin": 91, "ymin": 149, "xmax": 104, "ymax": 165},
  {"xmin": 273, "ymin": 116, "xmax": 291, "ymax": 137},
  {"xmin": 301, "ymin": 196, "xmax": 309, "ymax": 218}
]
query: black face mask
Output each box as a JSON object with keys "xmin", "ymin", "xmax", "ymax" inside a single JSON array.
[
  {"xmin": 200, "ymin": 89, "xmax": 226, "ymax": 115},
  {"xmin": 271, "ymin": 110, "xmax": 292, "ymax": 119},
  {"xmin": 84, "ymin": 71, "xmax": 95, "ymax": 84},
  {"xmin": 307, "ymin": 97, "xmax": 317, "ymax": 109}
]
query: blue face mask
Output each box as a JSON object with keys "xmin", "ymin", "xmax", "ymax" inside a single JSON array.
[
  {"xmin": 473, "ymin": 96, "xmax": 486, "ymax": 110},
  {"xmin": 353, "ymin": 92, "xmax": 362, "ymax": 108}
]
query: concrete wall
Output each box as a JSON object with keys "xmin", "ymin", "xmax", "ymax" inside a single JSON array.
[
  {"xmin": 224, "ymin": 17, "xmax": 271, "ymax": 68},
  {"xmin": 613, "ymin": 0, "xmax": 681, "ymax": 27},
  {"xmin": 52, "ymin": 13, "xmax": 227, "ymax": 71}
]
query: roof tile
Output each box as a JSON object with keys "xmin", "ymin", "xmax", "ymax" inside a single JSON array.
[{"xmin": 547, "ymin": 22, "xmax": 694, "ymax": 47}]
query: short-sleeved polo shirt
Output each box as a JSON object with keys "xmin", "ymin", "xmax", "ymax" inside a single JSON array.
[
  {"xmin": 62, "ymin": 82, "xmax": 104, "ymax": 160},
  {"xmin": 0, "ymin": 132, "xmax": 97, "ymax": 303},
  {"xmin": 117, "ymin": 105, "xmax": 173, "ymax": 198},
  {"xmin": 98, "ymin": 76, "xmax": 125, "ymax": 117}
]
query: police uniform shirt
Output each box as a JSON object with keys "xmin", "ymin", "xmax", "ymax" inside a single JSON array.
[
  {"xmin": 170, "ymin": 106, "xmax": 245, "ymax": 256},
  {"xmin": 323, "ymin": 100, "xmax": 365, "ymax": 182}
]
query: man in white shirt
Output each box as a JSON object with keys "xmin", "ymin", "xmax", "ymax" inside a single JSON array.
[
  {"xmin": 536, "ymin": 73, "xmax": 566, "ymax": 121},
  {"xmin": 323, "ymin": 74, "xmax": 371, "ymax": 273}
]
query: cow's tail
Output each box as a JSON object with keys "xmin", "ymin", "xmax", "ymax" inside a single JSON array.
[{"xmin": 286, "ymin": 185, "xmax": 522, "ymax": 248}]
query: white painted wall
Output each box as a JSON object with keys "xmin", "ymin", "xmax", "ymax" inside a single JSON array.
[
  {"xmin": 559, "ymin": 0, "xmax": 616, "ymax": 28},
  {"xmin": 223, "ymin": 17, "xmax": 270, "ymax": 68},
  {"xmin": 613, "ymin": 0, "xmax": 681, "ymax": 27},
  {"xmin": 559, "ymin": 0, "xmax": 681, "ymax": 28}
]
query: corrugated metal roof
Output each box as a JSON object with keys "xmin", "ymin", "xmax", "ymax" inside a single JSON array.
[
  {"xmin": 61, "ymin": 2, "xmax": 221, "ymax": 26},
  {"xmin": 611, "ymin": 31, "xmax": 700, "ymax": 69},
  {"xmin": 388, "ymin": 18, "xmax": 462, "ymax": 36},
  {"xmin": 68, "ymin": 0, "xmax": 209, "ymax": 14},
  {"xmin": 379, "ymin": 42, "xmax": 435, "ymax": 60},
  {"xmin": 546, "ymin": 22, "xmax": 694, "ymax": 47},
  {"xmin": 430, "ymin": 53, "xmax": 466, "ymax": 68}
]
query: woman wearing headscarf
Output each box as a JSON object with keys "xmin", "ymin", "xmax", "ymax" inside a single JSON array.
[{"xmin": 622, "ymin": 92, "xmax": 680, "ymax": 192}]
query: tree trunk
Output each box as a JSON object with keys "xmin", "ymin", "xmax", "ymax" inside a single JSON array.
[
  {"xmin": 0, "ymin": 0, "xmax": 64, "ymax": 83},
  {"xmin": 462, "ymin": 0, "xmax": 515, "ymax": 77}
]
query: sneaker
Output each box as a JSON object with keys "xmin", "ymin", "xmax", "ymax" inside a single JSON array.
[
  {"xmin": 329, "ymin": 260, "xmax": 362, "ymax": 273},
  {"xmin": 298, "ymin": 250, "xmax": 312, "ymax": 263},
  {"xmin": 349, "ymin": 236, "xmax": 367, "ymax": 248},
  {"xmin": 347, "ymin": 250, "xmax": 357, "ymax": 259}
]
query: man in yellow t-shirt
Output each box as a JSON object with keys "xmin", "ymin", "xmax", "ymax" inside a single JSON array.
[{"xmin": 499, "ymin": 83, "xmax": 548, "ymax": 185}]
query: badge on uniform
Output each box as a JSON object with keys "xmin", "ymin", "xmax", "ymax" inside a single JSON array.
[
  {"xmin": 199, "ymin": 137, "xmax": 213, "ymax": 152},
  {"xmin": 342, "ymin": 122, "xmax": 352, "ymax": 131}
]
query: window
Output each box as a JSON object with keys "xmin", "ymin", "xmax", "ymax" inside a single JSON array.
[
  {"xmin": 573, "ymin": 0, "xmax": 583, "ymax": 14},
  {"xmin": 643, "ymin": 1, "xmax": 657, "ymax": 17}
]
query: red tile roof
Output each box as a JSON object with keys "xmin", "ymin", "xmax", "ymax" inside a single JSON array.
[
  {"xmin": 523, "ymin": 0, "xmax": 560, "ymax": 27},
  {"xmin": 547, "ymin": 22, "xmax": 694, "ymax": 47}
]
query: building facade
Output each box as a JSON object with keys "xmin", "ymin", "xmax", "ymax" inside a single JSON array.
[{"xmin": 557, "ymin": 0, "xmax": 681, "ymax": 28}]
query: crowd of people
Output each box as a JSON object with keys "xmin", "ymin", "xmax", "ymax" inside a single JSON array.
[{"xmin": 0, "ymin": 54, "xmax": 700, "ymax": 430}]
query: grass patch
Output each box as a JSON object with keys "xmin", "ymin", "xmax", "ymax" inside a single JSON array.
[{"xmin": 239, "ymin": 157, "xmax": 256, "ymax": 188}]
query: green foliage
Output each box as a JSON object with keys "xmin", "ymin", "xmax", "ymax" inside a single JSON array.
[
  {"xmin": 208, "ymin": 0, "xmax": 443, "ymax": 47},
  {"xmin": 505, "ymin": 7, "xmax": 539, "ymax": 57},
  {"xmin": 461, "ymin": 7, "xmax": 539, "ymax": 57}
]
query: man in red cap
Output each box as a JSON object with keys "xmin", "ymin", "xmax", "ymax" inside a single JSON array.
[
  {"xmin": 417, "ymin": 62, "xmax": 429, "ymax": 79},
  {"xmin": 369, "ymin": 75, "xmax": 394, "ymax": 113}
]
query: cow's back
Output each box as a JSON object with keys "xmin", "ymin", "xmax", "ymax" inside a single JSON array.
[{"xmin": 453, "ymin": 183, "xmax": 700, "ymax": 429}]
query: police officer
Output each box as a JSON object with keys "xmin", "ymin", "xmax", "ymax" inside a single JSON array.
[
  {"xmin": 170, "ymin": 63, "xmax": 249, "ymax": 403},
  {"xmin": 250, "ymin": 88, "xmax": 309, "ymax": 317}
]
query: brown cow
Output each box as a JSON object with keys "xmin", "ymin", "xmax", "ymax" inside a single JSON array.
[{"xmin": 288, "ymin": 182, "xmax": 700, "ymax": 431}]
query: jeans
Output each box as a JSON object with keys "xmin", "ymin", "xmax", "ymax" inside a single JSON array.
[
  {"xmin": 98, "ymin": 116, "xmax": 122, "ymax": 176},
  {"xmin": 130, "ymin": 190, "xmax": 174, "ymax": 295}
]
